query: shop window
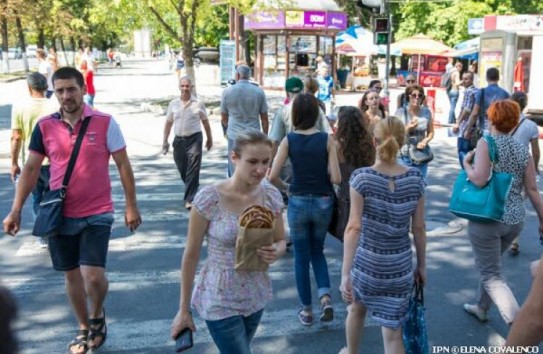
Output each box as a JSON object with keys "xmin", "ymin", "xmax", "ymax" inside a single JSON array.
[{"xmin": 289, "ymin": 36, "xmax": 317, "ymax": 53}]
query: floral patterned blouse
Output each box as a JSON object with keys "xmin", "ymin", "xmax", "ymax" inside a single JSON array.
[{"xmin": 191, "ymin": 182, "xmax": 284, "ymax": 321}]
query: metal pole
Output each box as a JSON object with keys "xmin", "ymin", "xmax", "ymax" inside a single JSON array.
[{"xmin": 384, "ymin": 1, "xmax": 391, "ymax": 98}]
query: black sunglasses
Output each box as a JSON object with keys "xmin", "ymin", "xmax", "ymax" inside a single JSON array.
[{"xmin": 406, "ymin": 79, "xmax": 416, "ymax": 83}]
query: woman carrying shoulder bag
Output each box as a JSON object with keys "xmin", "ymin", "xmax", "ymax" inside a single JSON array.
[
  {"xmin": 461, "ymin": 100, "xmax": 543, "ymax": 325},
  {"xmin": 395, "ymin": 84, "xmax": 434, "ymax": 180}
]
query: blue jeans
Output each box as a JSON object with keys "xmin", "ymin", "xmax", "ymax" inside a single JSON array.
[
  {"xmin": 205, "ymin": 309, "xmax": 263, "ymax": 354},
  {"xmin": 457, "ymin": 137, "xmax": 472, "ymax": 168},
  {"xmin": 448, "ymin": 89, "xmax": 459, "ymax": 124},
  {"xmin": 287, "ymin": 194, "xmax": 333, "ymax": 310},
  {"xmin": 400, "ymin": 155, "xmax": 428, "ymax": 180}
]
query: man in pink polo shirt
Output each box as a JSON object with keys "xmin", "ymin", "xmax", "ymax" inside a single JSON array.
[{"xmin": 3, "ymin": 67, "xmax": 142, "ymax": 354}]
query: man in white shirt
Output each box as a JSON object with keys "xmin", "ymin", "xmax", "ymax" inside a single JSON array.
[{"xmin": 162, "ymin": 76, "xmax": 213, "ymax": 209}]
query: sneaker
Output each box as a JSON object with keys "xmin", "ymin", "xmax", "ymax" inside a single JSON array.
[
  {"xmin": 463, "ymin": 303, "xmax": 488, "ymax": 322},
  {"xmin": 38, "ymin": 237, "xmax": 48, "ymax": 250},
  {"xmin": 320, "ymin": 299, "xmax": 334, "ymax": 322},
  {"xmin": 298, "ymin": 310, "xmax": 313, "ymax": 326}
]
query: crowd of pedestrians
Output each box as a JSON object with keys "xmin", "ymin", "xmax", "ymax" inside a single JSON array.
[{"xmin": 2, "ymin": 56, "xmax": 543, "ymax": 354}]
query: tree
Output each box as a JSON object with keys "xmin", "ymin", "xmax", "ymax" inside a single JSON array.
[
  {"xmin": 148, "ymin": 0, "xmax": 206, "ymax": 88},
  {"xmin": 392, "ymin": 0, "xmax": 543, "ymax": 46},
  {"xmin": 1, "ymin": 0, "xmax": 11, "ymax": 73}
]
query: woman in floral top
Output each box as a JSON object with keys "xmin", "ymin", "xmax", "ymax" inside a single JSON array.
[{"xmin": 171, "ymin": 130, "xmax": 286, "ymax": 354}]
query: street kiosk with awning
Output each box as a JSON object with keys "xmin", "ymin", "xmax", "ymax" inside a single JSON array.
[
  {"xmin": 244, "ymin": 0, "xmax": 347, "ymax": 88},
  {"xmin": 391, "ymin": 34, "xmax": 452, "ymax": 87}
]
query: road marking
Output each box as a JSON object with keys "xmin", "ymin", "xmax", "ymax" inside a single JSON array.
[
  {"xmin": 6, "ymin": 257, "xmax": 343, "ymax": 296},
  {"xmin": 15, "ymin": 303, "xmax": 378, "ymax": 353}
]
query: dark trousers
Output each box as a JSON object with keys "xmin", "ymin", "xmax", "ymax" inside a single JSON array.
[{"xmin": 173, "ymin": 132, "xmax": 202, "ymax": 203}]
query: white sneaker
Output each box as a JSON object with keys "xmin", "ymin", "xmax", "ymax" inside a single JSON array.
[{"xmin": 463, "ymin": 303, "xmax": 488, "ymax": 322}]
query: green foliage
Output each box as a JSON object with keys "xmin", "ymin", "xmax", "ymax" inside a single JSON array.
[
  {"xmin": 336, "ymin": 0, "xmax": 543, "ymax": 47},
  {"xmin": 194, "ymin": 5, "xmax": 229, "ymax": 47}
]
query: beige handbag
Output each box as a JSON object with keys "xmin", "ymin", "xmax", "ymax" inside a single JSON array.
[{"xmin": 235, "ymin": 205, "xmax": 275, "ymax": 271}]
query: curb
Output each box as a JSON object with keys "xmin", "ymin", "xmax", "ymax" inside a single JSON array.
[
  {"xmin": 140, "ymin": 103, "xmax": 166, "ymax": 115},
  {"xmin": 0, "ymin": 76, "xmax": 26, "ymax": 83},
  {"xmin": 140, "ymin": 102, "xmax": 223, "ymax": 117}
]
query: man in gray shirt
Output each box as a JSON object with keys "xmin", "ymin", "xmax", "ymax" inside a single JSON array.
[{"xmin": 220, "ymin": 65, "xmax": 269, "ymax": 176}]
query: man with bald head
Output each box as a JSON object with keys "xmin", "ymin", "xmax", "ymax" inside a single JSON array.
[
  {"xmin": 220, "ymin": 64, "xmax": 269, "ymax": 176},
  {"xmin": 163, "ymin": 76, "xmax": 213, "ymax": 210}
]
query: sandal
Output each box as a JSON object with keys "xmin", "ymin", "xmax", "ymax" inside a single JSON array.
[
  {"xmin": 88, "ymin": 308, "xmax": 107, "ymax": 350},
  {"xmin": 510, "ymin": 242, "xmax": 520, "ymax": 256},
  {"xmin": 68, "ymin": 329, "xmax": 88, "ymax": 354}
]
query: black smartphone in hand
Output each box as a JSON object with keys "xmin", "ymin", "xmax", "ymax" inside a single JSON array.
[{"xmin": 175, "ymin": 328, "xmax": 193, "ymax": 352}]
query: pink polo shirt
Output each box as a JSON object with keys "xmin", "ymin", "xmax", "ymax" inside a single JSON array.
[{"xmin": 29, "ymin": 104, "xmax": 126, "ymax": 218}]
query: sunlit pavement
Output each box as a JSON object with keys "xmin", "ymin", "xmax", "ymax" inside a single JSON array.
[{"xmin": 0, "ymin": 58, "xmax": 542, "ymax": 353}]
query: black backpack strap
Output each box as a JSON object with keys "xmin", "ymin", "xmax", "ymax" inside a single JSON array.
[
  {"xmin": 510, "ymin": 118, "xmax": 526, "ymax": 137},
  {"xmin": 61, "ymin": 117, "xmax": 91, "ymax": 191}
]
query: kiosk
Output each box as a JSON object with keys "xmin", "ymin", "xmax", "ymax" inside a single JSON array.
[
  {"xmin": 479, "ymin": 15, "xmax": 543, "ymax": 116},
  {"xmin": 244, "ymin": 1, "xmax": 347, "ymax": 88}
]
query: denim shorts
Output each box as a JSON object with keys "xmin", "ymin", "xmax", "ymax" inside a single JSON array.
[{"xmin": 48, "ymin": 212, "xmax": 114, "ymax": 271}]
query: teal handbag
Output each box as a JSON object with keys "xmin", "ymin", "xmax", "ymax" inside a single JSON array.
[{"xmin": 449, "ymin": 136, "xmax": 513, "ymax": 223}]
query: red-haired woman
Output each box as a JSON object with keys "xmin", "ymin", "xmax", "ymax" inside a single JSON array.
[{"xmin": 461, "ymin": 100, "xmax": 543, "ymax": 326}]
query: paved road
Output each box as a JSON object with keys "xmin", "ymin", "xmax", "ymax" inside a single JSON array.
[{"xmin": 1, "ymin": 59, "xmax": 542, "ymax": 353}]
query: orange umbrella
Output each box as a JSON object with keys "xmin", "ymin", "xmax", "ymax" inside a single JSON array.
[{"xmin": 391, "ymin": 34, "xmax": 452, "ymax": 55}]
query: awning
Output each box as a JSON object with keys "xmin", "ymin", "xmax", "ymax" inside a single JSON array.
[
  {"xmin": 446, "ymin": 37, "xmax": 479, "ymax": 59},
  {"xmin": 445, "ymin": 46, "xmax": 479, "ymax": 60},
  {"xmin": 391, "ymin": 34, "xmax": 452, "ymax": 55},
  {"xmin": 336, "ymin": 25, "xmax": 401, "ymax": 56}
]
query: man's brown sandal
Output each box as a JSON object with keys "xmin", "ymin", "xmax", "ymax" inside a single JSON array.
[
  {"xmin": 68, "ymin": 329, "xmax": 88, "ymax": 354},
  {"xmin": 88, "ymin": 308, "xmax": 107, "ymax": 350}
]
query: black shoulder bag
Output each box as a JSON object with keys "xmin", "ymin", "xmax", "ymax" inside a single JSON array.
[
  {"xmin": 404, "ymin": 109, "xmax": 434, "ymax": 165},
  {"xmin": 33, "ymin": 117, "xmax": 91, "ymax": 237}
]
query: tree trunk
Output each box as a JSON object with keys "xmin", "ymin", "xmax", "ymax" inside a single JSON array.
[
  {"xmin": 182, "ymin": 37, "xmax": 197, "ymax": 95},
  {"xmin": 37, "ymin": 27, "xmax": 45, "ymax": 48},
  {"xmin": 0, "ymin": 12, "xmax": 9, "ymax": 74},
  {"xmin": 70, "ymin": 37, "xmax": 77, "ymax": 65},
  {"xmin": 15, "ymin": 12, "xmax": 29, "ymax": 72},
  {"xmin": 59, "ymin": 37, "xmax": 68, "ymax": 67}
]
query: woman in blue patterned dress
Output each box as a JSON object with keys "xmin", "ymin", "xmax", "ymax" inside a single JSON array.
[{"xmin": 339, "ymin": 117, "xmax": 427, "ymax": 354}]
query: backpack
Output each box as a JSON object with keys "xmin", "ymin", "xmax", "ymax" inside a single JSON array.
[{"xmin": 441, "ymin": 71, "xmax": 452, "ymax": 90}]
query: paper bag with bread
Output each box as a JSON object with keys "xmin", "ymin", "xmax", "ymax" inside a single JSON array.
[{"xmin": 235, "ymin": 205, "xmax": 275, "ymax": 271}]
